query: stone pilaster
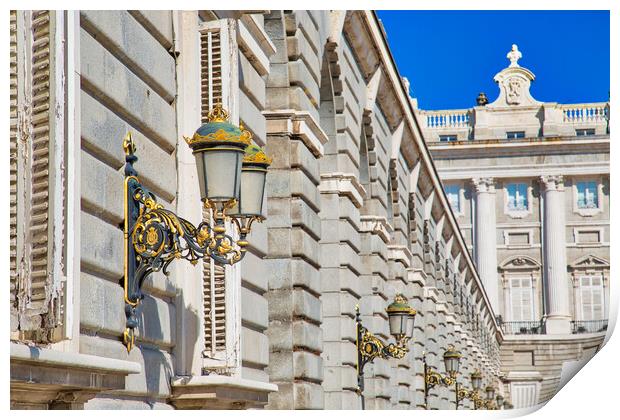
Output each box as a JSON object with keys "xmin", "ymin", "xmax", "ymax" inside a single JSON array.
[
  {"xmin": 540, "ymin": 175, "xmax": 571, "ymax": 334},
  {"xmin": 471, "ymin": 178, "xmax": 499, "ymax": 313}
]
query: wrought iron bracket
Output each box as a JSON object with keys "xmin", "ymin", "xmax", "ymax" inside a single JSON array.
[
  {"xmin": 456, "ymin": 385, "xmax": 483, "ymax": 409},
  {"xmin": 355, "ymin": 305, "xmax": 410, "ymax": 409},
  {"xmin": 422, "ymin": 352, "xmax": 456, "ymax": 409},
  {"xmin": 122, "ymin": 133, "xmax": 256, "ymax": 352}
]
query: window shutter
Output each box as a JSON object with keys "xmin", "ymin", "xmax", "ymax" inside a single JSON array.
[
  {"xmin": 10, "ymin": 10, "xmax": 65, "ymax": 340},
  {"xmin": 203, "ymin": 259, "xmax": 227, "ymax": 355},
  {"xmin": 509, "ymin": 277, "xmax": 533, "ymax": 321},
  {"xmin": 10, "ymin": 9, "xmax": 20, "ymax": 331},
  {"xmin": 580, "ymin": 275, "xmax": 604, "ymax": 321},
  {"xmin": 198, "ymin": 19, "xmax": 239, "ymax": 367}
]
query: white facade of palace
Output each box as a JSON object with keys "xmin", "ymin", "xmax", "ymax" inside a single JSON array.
[
  {"xmin": 418, "ymin": 45, "xmax": 610, "ymax": 407},
  {"xmin": 9, "ymin": 11, "xmax": 608, "ymax": 410}
]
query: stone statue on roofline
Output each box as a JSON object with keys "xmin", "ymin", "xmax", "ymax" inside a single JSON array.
[{"xmin": 507, "ymin": 44, "xmax": 522, "ymax": 67}]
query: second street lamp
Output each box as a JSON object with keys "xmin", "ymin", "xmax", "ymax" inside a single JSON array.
[
  {"xmin": 356, "ymin": 294, "xmax": 416, "ymax": 409},
  {"xmin": 423, "ymin": 345, "xmax": 461, "ymax": 409},
  {"xmin": 456, "ymin": 368, "xmax": 484, "ymax": 409}
]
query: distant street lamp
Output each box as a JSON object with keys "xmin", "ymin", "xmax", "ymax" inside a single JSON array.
[{"xmin": 355, "ymin": 294, "xmax": 416, "ymax": 409}]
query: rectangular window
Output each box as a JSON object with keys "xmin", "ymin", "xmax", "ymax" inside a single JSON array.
[
  {"xmin": 439, "ymin": 134, "xmax": 457, "ymax": 142},
  {"xmin": 576, "ymin": 128, "xmax": 595, "ymax": 136},
  {"xmin": 509, "ymin": 277, "xmax": 535, "ymax": 321},
  {"xmin": 507, "ymin": 183, "xmax": 528, "ymax": 210},
  {"xmin": 579, "ymin": 275, "xmax": 604, "ymax": 321},
  {"xmin": 576, "ymin": 181, "xmax": 599, "ymax": 209},
  {"xmin": 444, "ymin": 184, "xmax": 461, "ymax": 213},
  {"xmin": 506, "ymin": 131, "xmax": 525, "ymax": 139}
]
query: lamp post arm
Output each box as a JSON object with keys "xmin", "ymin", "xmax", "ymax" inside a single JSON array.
[
  {"xmin": 355, "ymin": 305, "xmax": 410, "ymax": 409},
  {"xmin": 122, "ymin": 133, "xmax": 250, "ymax": 352}
]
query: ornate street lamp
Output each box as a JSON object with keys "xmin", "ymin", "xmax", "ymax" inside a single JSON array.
[
  {"xmin": 122, "ymin": 105, "xmax": 271, "ymax": 351},
  {"xmin": 456, "ymin": 368, "xmax": 484, "ymax": 409},
  {"xmin": 424, "ymin": 345, "xmax": 461, "ymax": 409},
  {"xmin": 496, "ymin": 394, "xmax": 505, "ymax": 408},
  {"xmin": 471, "ymin": 369, "xmax": 483, "ymax": 391},
  {"xmin": 356, "ymin": 294, "xmax": 416, "ymax": 409},
  {"xmin": 483, "ymin": 385, "xmax": 497, "ymax": 409}
]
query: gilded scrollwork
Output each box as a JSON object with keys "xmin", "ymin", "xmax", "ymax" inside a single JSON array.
[{"xmin": 122, "ymin": 132, "xmax": 254, "ymax": 352}]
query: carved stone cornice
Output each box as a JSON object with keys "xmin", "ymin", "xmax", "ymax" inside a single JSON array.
[
  {"xmin": 539, "ymin": 175, "xmax": 564, "ymax": 191},
  {"xmin": 471, "ymin": 177, "xmax": 495, "ymax": 193}
]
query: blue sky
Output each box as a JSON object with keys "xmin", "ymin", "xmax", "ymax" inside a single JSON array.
[{"xmin": 376, "ymin": 10, "xmax": 610, "ymax": 110}]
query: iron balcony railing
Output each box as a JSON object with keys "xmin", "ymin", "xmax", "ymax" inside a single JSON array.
[
  {"xmin": 499, "ymin": 320, "xmax": 545, "ymax": 335},
  {"xmin": 571, "ymin": 320, "xmax": 608, "ymax": 334}
]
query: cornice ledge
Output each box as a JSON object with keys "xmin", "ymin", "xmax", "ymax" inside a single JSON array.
[
  {"xmin": 170, "ymin": 375, "xmax": 278, "ymax": 409},
  {"xmin": 387, "ymin": 244, "xmax": 413, "ymax": 267},
  {"xmin": 318, "ymin": 172, "xmax": 366, "ymax": 208},
  {"xmin": 10, "ymin": 342, "xmax": 141, "ymax": 374},
  {"xmin": 263, "ymin": 109, "xmax": 329, "ymax": 158},
  {"xmin": 359, "ymin": 215, "xmax": 393, "ymax": 243}
]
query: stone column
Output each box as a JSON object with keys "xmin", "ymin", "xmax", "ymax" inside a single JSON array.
[
  {"xmin": 471, "ymin": 178, "xmax": 499, "ymax": 313},
  {"xmin": 540, "ymin": 176, "xmax": 571, "ymax": 334}
]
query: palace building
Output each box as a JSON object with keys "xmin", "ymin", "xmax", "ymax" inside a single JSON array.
[
  {"xmin": 417, "ymin": 44, "xmax": 610, "ymax": 406},
  {"xmin": 9, "ymin": 10, "xmax": 609, "ymax": 410}
]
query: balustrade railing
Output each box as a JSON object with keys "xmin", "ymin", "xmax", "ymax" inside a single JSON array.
[
  {"xmin": 499, "ymin": 320, "xmax": 545, "ymax": 335},
  {"xmin": 560, "ymin": 103, "xmax": 609, "ymax": 124},
  {"xmin": 571, "ymin": 319, "xmax": 608, "ymax": 334},
  {"xmin": 420, "ymin": 110, "xmax": 471, "ymax": 129}
]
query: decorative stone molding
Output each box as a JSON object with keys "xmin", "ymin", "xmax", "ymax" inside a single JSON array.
[
  {"xmin": 488, "ymin": 45, "xmax": 540, "ymax": 108},
  {"xmin": 10, "ymin": 342, "xmax": 141, "ymax": 409},
  {"xmin": 318, "ymin": 172, "xmax": 367, "ymax": 208},
  {"xmin": 539, "ymin": 175, "xmax": 564, "ymax": 191},
  {"xmin": 359, "ymin": 215, "xmax": 392, "ymax": 243},
  {"xmin": 387, "ymin": 244, "xmax": 413, "ymax": 268},
  {"xmin": 471, "ymin": 177, "xmax": 495, "ymax": 193},
  {"xmin": 170, "ymin": 375, "xmax": 278, "ymax": 409},
  {"xmin": 498, "ymin": 255, "xmax": 541, "ymax": 271},
  {"xmin": 263, "ymin": 109, "xmax": 329, "ymax": 158}
]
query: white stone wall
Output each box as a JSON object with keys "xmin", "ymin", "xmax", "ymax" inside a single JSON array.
[
  {"xmin": 10, "ymin": 9, "xmax": 504, "ymax": 410},
  {"xmin": 79, "ymin": 10, "xmax": 178, "ymax": 408}
]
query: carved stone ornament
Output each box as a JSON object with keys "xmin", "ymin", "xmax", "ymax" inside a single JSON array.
[
  {"xmin": 540, "ymin": 175, "xmax": 564, "ymax": 191},
  {"xmin": 488, "ymin": 44, "xmax": 540, "ymax": 107},
  {"xmin": 471, "ymin": 177, "xmax": 495, "ymax": 193},
  {"xmin": 507, "ymin": 44, "xmax": 522, "ymax": 67}
]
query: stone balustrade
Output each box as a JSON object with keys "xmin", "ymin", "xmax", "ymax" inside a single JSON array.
[
  {"xmin": 419, "ymin": 102, "xmax": 609, "ymax": 141},
  {"xmin": 419, "ymin": 109, "xmax": 471, "ymax": 128},
  {"xmin": 560, "ymin": 102, "xmax": 609, "ymax": 123}
]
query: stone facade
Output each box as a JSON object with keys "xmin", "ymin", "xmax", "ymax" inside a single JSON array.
[
  {"xmin": 9, "ymin": 12, "xmax": 602, "ymax": 411},
  {"xmin": 417, "ymin": 45, "xmax": 610, "ymax": 407}
]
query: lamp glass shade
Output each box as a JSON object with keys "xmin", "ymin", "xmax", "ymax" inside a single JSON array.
[
  {"xmin": 194, "ymin": 146, "xmax": 244, "ymax": 202},
  {"xmin": 471, "ymin": 371, "xmax": 482, "ymax": 390},
  {"xmin": 386, "ymin": 294, "xmax": 413, "ymax": 339},
  {"xmin": 443, "ymin": 350, "xmax": 461, "ymax": 377},
  {"xmin": 496, "ymin": 395, "xmax": 504, "ymax": 407},
  {"xmin": 228, "ymin": 166, "xmax": 267, "ymax": 217},
  {"xmin": 485, "ymin": 386, "xmax": 495, "ymax": 401},
  {"xmin": 406, "ymin": 311, "xmax": 416, "ymax": 339},
  {"xmin": 388, "ymin": 312, "xmax": 408, "ymax": 338}
]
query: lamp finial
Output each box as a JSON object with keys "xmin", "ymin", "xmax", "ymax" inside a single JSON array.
[{"xmin": 207, "ymin": 103, "xmax": 230, "ymax": 123}]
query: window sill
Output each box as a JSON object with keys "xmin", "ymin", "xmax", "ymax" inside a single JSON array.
[
  {"xmin": 170, "ymin": 375, "xmax": 278, "ymax": 409},
  {"xmin": 10, "ymin": 342, "xmax": 141, "ymax": 408},
  {"xmin": 574, "ymin": 207, "xmax": 602, "ymax": 217}
]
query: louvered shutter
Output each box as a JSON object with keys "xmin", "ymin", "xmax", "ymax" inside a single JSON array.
[
  {"xmin": 10, "ymin": 10, "xmax": 65, "ymax": 340},
  {"xmin": 10, "ymin": 9, "xmax": 20, "ymax": 331},
  {"xmin": 579, "ymin": 275, "xmax": 604, "ymax": 321},
  {"xmin": 198, "ymin": 19, "xmax": 239, "ymax": 365}
]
